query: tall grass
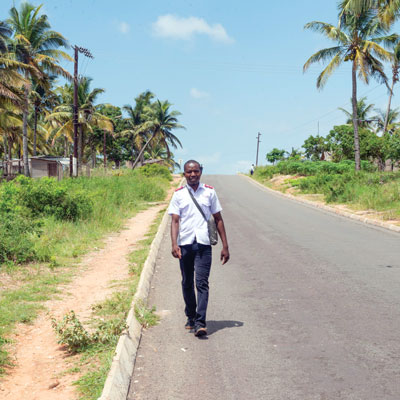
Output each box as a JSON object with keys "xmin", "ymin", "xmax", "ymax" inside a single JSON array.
[
  {"xmin": 253, "ymin": 161, "xmax": 400, "ymax": 220},
  {"xmin": 0, "ymin": 167, "xmax": 170, "ymax": 374}
]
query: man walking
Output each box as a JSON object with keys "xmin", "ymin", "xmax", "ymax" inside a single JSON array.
[{"xmin": 168, "ymin": 160, "xmax": 229, "ymax": 337}]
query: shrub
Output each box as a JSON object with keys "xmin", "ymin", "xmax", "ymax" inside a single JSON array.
[
  {"xmin": 0, "ymin": 212, "xmax": 40, "ymax": 264},
  {"xmin": 136, "ymin": 164, "xmax": 172, "ymax": 180},
  {"xmin": 51, "ymin": 311, "xmax": 127, "ymax": 353},
  {"xmin": 13, "ymin": 176, "xmax": 93, "ymax": 221},
  {"xmin": 51, "ymin": 311, "xmax": 92, "ymax": 353}
]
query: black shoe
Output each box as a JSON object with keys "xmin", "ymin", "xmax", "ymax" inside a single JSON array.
[
  {"xmin": 194, "ymin": 326, "xmax": 207, "ymax": 337},
  {"xmin": 185, "ymin": 319, "xmax": 195, "ymax": 330}
]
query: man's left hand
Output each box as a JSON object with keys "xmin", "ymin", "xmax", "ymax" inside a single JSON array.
[{"xmin": 220, "ymin": 247, "xmax": 230, "ymax": 265}]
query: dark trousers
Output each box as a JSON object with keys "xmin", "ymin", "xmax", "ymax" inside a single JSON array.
[{"xmin": 179, "ymin": 242, "xmax": 212, "ymax": 328}]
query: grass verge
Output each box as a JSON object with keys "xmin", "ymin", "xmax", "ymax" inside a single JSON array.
[
  {"xmin": 52, "ymin": 208, "xmax": 165, "ymax": 400},
  {"xmin": 252, "ymin": 162, "xmax": 400, "ymax": 222},
  {"xmin": 0, "ymin": 168, "xmax": 170, "ymax": 374}
]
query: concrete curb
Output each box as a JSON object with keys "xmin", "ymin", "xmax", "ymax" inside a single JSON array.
[
  {"xmin": 98, "ymin": 205, "xmax": 171, "ymax": 400},
  {"xmin": 240, "ymin": 174, "xmax": 400, "ymax": 234}
]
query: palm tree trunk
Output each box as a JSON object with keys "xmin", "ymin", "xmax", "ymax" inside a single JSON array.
[
  {"xmin": 91, "ymin": 139, "xmax": 96, "ymax": 168},
  {"xmin": 22, "ymin": 85, "xmax": 30, "ymax": 176},
  {"xmin": 352, "ymin": 61, "xmax": 361, "ymax": 171},
  {"xmin": 64, "ymin": 135, "xmax": 68, "ymax": 157},
  {"xmin": 33, "ymin": 106, "xmax": 38, "ymax": 156},
  {"xmin": 8, "ymin": 137, "xmax": 12, "ymax": 162},
  {"xmin": 131, "ymin": 131, "xmax": 155, "ymax": 170},
  {"xmin": 384, "ymin": 78, "xmax": 395, "ymax": 133}
]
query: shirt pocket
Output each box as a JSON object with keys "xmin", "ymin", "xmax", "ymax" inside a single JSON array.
[
  {"xmin": 179, "ymin": 198, "xmax": 191, "ymax": 212},
  {"xmin": 198, "ymin": 196, "xmax": 211, "ymax": 209}
]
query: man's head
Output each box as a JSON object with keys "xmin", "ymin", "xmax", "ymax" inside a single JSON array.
[{"xmin": 183, "ymin": 160, "xmax": 202, "ymax": 188}]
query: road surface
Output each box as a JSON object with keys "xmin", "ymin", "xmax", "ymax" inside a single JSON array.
[{"xmin": 128, "ymin": 175, "xmax": 400, "ymax": 400}]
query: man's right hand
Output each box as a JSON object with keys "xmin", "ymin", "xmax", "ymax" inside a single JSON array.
[{"xmin": 172, "ymin": 244, "xmax": 182, "ymax": 259}]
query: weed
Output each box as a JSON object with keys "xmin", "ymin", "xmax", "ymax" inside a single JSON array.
[
  {"xmin": 51, "ymin": 311, "xmax": 92, "ymax": 353},
  {"xmin": 135, "ymin": 300, "xmax": 160, "ymax": 328}
]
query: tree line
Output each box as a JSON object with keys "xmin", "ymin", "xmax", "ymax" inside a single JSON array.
[
  {"xmin": 0, "ymin": 2, "xmax": 184, "ymax": 177},
  {"xmin": 267, "ymin": 96, "xmax": 400, "ymax": 169}
]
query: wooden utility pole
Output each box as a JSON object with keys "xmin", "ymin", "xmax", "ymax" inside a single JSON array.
[
  {"xmin": 73, "ymin": 46, "xmax": 79, "ymax": 173},
  {"xmin": 255, "ymin": 132, "xmax": 261, "ymax": 167}
]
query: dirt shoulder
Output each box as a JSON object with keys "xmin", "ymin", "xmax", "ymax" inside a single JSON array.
[{"xmin": 0, "ymin": 177, "xmax": 180, "ymax": 400}]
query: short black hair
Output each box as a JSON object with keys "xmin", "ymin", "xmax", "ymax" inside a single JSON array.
[{"xmin": 184, "ymin": 159, "xmax": 202, "ymax": 171}]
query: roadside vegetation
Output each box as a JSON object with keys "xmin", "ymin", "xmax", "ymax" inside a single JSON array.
[
  {"xmin": 253, "ymin": 160, "xmax": 400, "ymax": 221},
  {"xmin": 0, "ymin": 165, "xmax": 171, "ymax": 375},
  {"xmin": 54, "ymin": 209, "xmax": 164, "ymax": 400}
]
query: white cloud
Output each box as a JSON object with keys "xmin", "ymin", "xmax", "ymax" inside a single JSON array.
[
  {"xmin": 190, "ymin": 88, "xmax": 209, "ymax": 99},
  {"xmin": 118, "ymin": 22, "xmax": 130, "ymax": 34},
  {"xmin": 152, "ymin": 14, "xmax": 233, "ymax": 43}
]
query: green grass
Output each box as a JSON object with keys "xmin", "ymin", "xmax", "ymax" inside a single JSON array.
[
  {"xmin": 62, "ymin": 209, "xmax": 166, "ymax": 400},
  {"xmin": 0, "ymin": 168, "xmax": 170, "ymax": 375},
  {"xmin": 252, "ymin": 162, "xmax": 400, "ymax": 221}
]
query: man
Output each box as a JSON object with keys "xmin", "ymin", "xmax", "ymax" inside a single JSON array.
[{"xmin": 168, "ymin": 160, "xmax": 229, "ymax": 337}]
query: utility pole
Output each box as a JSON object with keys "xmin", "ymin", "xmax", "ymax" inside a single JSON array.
[
  {"xmin": 72, "ymin": 45, "xmax": 93, "ymax": 176},
  {"xmin": 255, "ymin": 132, "xmax": 261, "ymax": 167}
]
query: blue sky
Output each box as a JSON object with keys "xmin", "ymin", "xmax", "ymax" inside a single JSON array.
[{"xmin": 1, "ymin": 0, "xmax": 397, "ymax": 173}]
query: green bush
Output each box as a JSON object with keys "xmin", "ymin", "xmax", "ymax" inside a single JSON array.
[
  {"xmin": 0, "ymin": 212, "xmax": 40, "ymax": 264},
  {"xmin": 13, "ymin": 176, "xmax": 93, "ymax": 221},
  {"xmin": 136, "ymin": 164, "xmax": 172, "ymax": 180}
]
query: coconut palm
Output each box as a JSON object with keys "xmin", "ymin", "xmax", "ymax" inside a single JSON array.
[
  {"xmin": 121, "ymin": 91, "xmax": 155, "ymax": 165},
  {"xmin": 131, "ymin": 100, "xmax": 184, "ymax": 170},
  {"xmin": 338, "ymin": 97, "xmax": 375, "ymax": 127},
  {"xmin": 339, "ymin": 0, "xmax": 400, "ymax": 27},
  {"xmin": 0, "ymin": 20, "xmax": 29, "ymax": 108},
  {"xmin": 29, "ymin": 76, "xmax": 58, "ymax": 155},
  {"xmin": 381, "ymin": 40, "xmax": 400, "ymax": 131},
  {"xmin": 144, "ymin": 143, "xmax": 180, "ymax": 170},
  {"xmin": 7, "ymin": 2, "xmax": 72, "ymax": 176},
  {"xmin": 374, "ymin": 106, "xmax": 400, "ymax": 131},
  {"xmin": 304, "ymin": 8, "xmax": 392, "ymax": 170}
]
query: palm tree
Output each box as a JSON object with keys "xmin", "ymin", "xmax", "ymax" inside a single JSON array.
[
  {"xmin": 339, "ymin": 0, "xmax": 400, "ymax": 26},
  {"xmin": 7, "ymin": 2, "xmax": 71, "ymax": 176},
  {"xmin": 131, "ymin": 100, "xmax": 184, "ymax": 170},
  {"xmin": 382, "ymin": 40, "xmax": 400, "ymax": 131},
  {"xmin": 122, "ymin": 91, "xmax": 154, "ymax": 165},
  {"xmin": 0, "ymin": 21, "xmax": 28, "ymax": 108},
  {"xmin": 338, "ymin": 97, "xmax": 375, "ymax": 127},
  {"xmin": 374, "ymin": 106, "xmax": 400, "ymax": 131},
  {"xmin": 304, "ymin": 8, "xmax": 392, "ymax": 170},
  {"xmin": 144, "ymin": 143, "xmax": 180, "ymax": 170},
  {"xmin": 29, "ymin": 76, "xmax": 58, "ymax": 155}
]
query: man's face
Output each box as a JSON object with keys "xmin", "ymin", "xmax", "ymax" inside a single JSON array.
[{"xmin": 184, "ymin": 163, "xmax": 202, "ymax": 186}]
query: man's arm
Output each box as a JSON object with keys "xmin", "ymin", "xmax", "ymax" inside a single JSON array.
[
  {"xmin": 213, "ymin": 212, "xmax": 230, "ymax": 265},
  {"xmin": 170, "ymin": 214, "xmax": 181, "ymax": 259}
]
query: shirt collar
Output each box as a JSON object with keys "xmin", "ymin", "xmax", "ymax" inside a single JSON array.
[{"xmin": 186, "ymin": 182, "xmax": 204, "ymax": 194}]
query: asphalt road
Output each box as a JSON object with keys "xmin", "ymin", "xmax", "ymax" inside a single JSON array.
[{"xmin": 127, "ymin": 175, "xmax": 400, "ymax": 400}]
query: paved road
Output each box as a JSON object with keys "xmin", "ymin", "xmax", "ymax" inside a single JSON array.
[{"xmin": 127, "ymin": 175, "xmax": 400, "ymax": 400}]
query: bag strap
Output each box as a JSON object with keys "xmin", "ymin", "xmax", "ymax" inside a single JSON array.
[{"xmin": 186, "ymin": 186, "xmax": 208, "ymax": 222}]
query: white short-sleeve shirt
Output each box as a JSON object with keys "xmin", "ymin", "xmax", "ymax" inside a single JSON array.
[{"xmin": 168, "ymin": 183, "xmax": 222, "ymax": 246}]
